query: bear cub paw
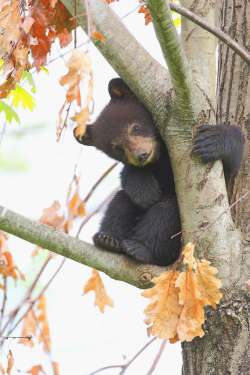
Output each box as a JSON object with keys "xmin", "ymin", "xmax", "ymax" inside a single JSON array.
[
  {"xmin": 122, "ymin": 239, "xmax": 156, "ymax": 264},
  {"xmin": 93, "ymin": 231, "xmax": 123, "ymax": 254}
]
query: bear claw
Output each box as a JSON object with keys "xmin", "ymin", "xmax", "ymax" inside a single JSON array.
[{"xmin": 93, "ymin": 231, "xmax": 123, "ymax": 254}]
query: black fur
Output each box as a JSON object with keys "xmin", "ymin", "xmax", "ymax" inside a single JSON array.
[{"xmin": 74, "ymin": 78, "xmax": 244, "ymax": 266}]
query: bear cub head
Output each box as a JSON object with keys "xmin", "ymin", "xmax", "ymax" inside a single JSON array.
[{"xmin": 74, "ymin": 78, "xmax": 162, "ymax": 166}]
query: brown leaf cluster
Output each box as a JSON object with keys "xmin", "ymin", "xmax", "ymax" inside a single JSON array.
[
  {"xmin": 0, "ymin": 231, "xmax": 25, "ymax": 282},
  {"xmin": 142, "ymin": 243, "xmax": 223, "ymax": 342},
  {"xmin": 84, "ymin": 269, "xmax": 114, "ymax": 313},
  {"xmin": 0, "ymin": 0, "xmax": 76, "ymax": 97}
]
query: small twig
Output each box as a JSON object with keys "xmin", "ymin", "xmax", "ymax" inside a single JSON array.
[
  {"xmin": 88, "ymin": 337, "xmax": 157, "ymax": 375},
  {"xmin": 169, "ymin": 1, "xmax": 250, "ymax": 66},
  {"xmin": 171, "ymin": 189, "xmax": 250, "ymax": 243},
  {"xmin": 0, "ymin": 335, "xmax": 32, "ymax": 341},
  {"xmin": 74, "ymin": 0, "xmax": 77, "ymax": 49},
  {"xmin": 192, "ymin": 189, "xmax": 250, "ymax": 242},
  {"xmin": 84, "ymin": 0, "xmax": 92, "ymax": 40},
  {"xmin": 119, "ymin": 337, "xmax": 157, "ymax": 375},
  {"xmin": 83, "ymin": 162, "xmax": 118, "ymax": 203},
  {"xmin": 6, "ymin": 258, "xmax": 66, "ymax": 337},
  {"xmin": 121, "ymin": 5, "xmax": 141, "ymax": 19},
  {"xmin": 0, "ymin": 121, "xmax": 7, "ymax": 148},
  {"xmin": 58, "ymin": 102, "xmax": 71, "ymax": 141},
  {"xmin": 147, "ymin": 339, "xmax": 167, "ymax": 375},
  {"xmin": 70, "ymin": 13, "xmax": 87, "ymax": 20},
  {"xmin": 76, "ymin": 186, "xmax": 120, "ymax": 238}
]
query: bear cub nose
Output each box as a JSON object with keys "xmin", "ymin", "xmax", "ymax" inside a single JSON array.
[{"xmin": 137, "ymin": 150, "xmax": 149, "ymax": 163}]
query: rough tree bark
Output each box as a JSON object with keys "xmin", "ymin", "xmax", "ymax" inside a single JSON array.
[
  {"xmin": 181, "ymin": 1, "xmax": 250, "ymax": 374},
  {"xmin": 0, "ymin": 0, "xmax": 249, "ymax": 374}
]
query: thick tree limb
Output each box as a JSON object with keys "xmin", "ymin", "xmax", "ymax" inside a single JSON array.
[
  {"xmin": 146, "ymin": 0, "xmax": 196, "ymax": 103},
  {"xmin": 0, "ymin": 205, "xmax": 169, "ymax": 289}
]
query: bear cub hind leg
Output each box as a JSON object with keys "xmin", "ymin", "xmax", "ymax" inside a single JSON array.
[{"xmin": 93, "ymin": 190, "xmax": 142, "ymax": 254}]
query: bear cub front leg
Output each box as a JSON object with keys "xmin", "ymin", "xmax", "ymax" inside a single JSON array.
[{"xmin": 121, "ymin": 165, "xmax": 162, "ymax": 210}]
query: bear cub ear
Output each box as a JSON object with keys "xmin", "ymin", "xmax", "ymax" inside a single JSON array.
[
  {"xmin": 108, "ymin": 78, "xmax": 134, "ymax": 100},
  {"xmin": 73, "ymin": 125, "xmax": 93, "ymax": 146}
]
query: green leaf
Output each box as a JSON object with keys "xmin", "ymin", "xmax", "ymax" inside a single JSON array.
[
  {"xmin": 40, "ymin": 66, "xmax": 49, "ymax": 75},
  {"xmin": 174, "ymin": 17, "xmax": 181, "ymax": 28},
  {"xmin": 7, "ymin": 84, "xmax": 36, "ymax": 111},
  {"xmin": 0, "ymin": 100, "xmax": 20, "ymax": 124},
  {"xmin": 22, "ymin": 71, "xmax": 36, "ymax": 93}
]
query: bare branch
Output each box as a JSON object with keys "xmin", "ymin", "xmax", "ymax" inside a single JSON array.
[
  {"xmin": 169, "ymin": 1, "xmax": 250, "ymax": 66},
  {"xmin": 0, "ymin": 205, "xmax": 170, "ymax": 289},
  {"xmin": 147, "ymin": 339, "xmax": 167, "ymax": 375}
]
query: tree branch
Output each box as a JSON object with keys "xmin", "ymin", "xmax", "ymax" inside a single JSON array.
[
  {"xmin": 146, "ymin": 0, "xmax": 196, "ymax": 103},
  {"xmin": 169, "ymin": 1, "xmax": 250, "ymax": 66},
  {"xmin": 0, "ymin": 205, "xmax": 170, "ymax": 289}
]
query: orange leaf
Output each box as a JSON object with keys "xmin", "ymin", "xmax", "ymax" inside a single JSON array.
[
  {"xmin": 84, "ymin": 270, "xmax": 114, "ymax": 313},
  {"xmin": 27, "ymin": 365, "xmax": 45, "ymax": 375},
  {"xmin": 182, "ymin": 242, "xmax": 195, "ymax": 271},
  {"xmin": 57, "ymin": 28, "xmax": 72, "ymax": 48},
  {"xmin": 175, "ymin": 270, "xmax": 206, "ymax": 342},
  {"xmin": 60, "ymin": 49, "xmax": 91, "ymax": 106},
  {"xmin": 0, "ymin": 363, "xmax": 5, "ymax": 375},
  {"xmin": 71, "ymin": 107, "xmax": 90, "ymax": 140},
  {"xmin": 38, "ymin": 201, "xmax": 66, "ymax": 232},
  {"xmin": 52, "ymin": 362, "xmax": 59, "ymax": 375},
  {"xmin": 6, "ymin": 350, "xmax": 14, "ymax": 375},
  {"xmin": 0, "ymin": 1, "xmax": 21, "ymax": 54},
  {"xmin": 19, "ymin": 310, "xmax": 36, "ymax": 347},
  {"xmin": 195, "ymin": 259, "xmax": 223, "ymax": 308},
  {"xmin": 37, "ymin": 294, "xmax": 51, "ymax": 352},
  {"xmin": 142, "ymin": 270, "xmax": 182, "ymax": 339}
]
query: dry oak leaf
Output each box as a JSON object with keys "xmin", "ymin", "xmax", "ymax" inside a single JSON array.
[
  {"xmin": 30, "ymin": 1, "xmax": 50, "ymax": 71},
  {"xmin": 38, "ymin": 201, "xmax": 66, "ymax": 232},
  {"xmin": 60, "ymin": 49, "xmax": 91, "ymax": 106},
  {"xmin": 142, "ymin": 270, "xmax": 182, "ymax": 340},
  {"xmin": 27, "ymin": 365, "xmax": 45, "ymax": 375},
  {"xmin": 195, "ymin": 259, "xmax": 223, "ymax": 308},
  {"xmin": 19, "ymin": 310, "xmax": 36, "ymax": 348},
  {"xmin": 71, "ymin": 107, "xmax": 90, "ymax": 140},
  {"xmin": 57, "ymin": 28, "xmax": 72, "ymax": 48},
  {"xmin": 37, "ymin": 294, "xmax": 52, "ymax": 352},
  {"xmin": 176, "ymin": 270, "xmax": 207, "ymax": 342},
  {"xmin": 182, "ymin": 242, "xmax": 195, "ymax": 271},
  {"xmin": 6, "ymin": 350, "xmax": 14, "ymax": 375},
  {"xmin": 84, "ymin": 269, "xmax": 114, "ymax": 313},
  {"xmin": 0, "ymin": 0, "xmax": 21, "ymax": 55}
]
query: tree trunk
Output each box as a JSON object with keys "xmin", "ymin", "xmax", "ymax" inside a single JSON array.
[{"xmin": 182, "ymin": 1, "xmax": 250, "ymax": 373}]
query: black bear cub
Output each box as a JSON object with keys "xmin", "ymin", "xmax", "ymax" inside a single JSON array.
[{"xmin": 74, "ymin": 78, "xmax": 244, "ymax": 266}]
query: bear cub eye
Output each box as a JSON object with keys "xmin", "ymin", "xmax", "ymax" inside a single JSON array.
[
  {"xmin": 113, "ymin": 145, "xmax": 124, "ymax": 154},
  {"xmin": 133, "ymin": 125, "xmax": 140, "ymax": 133}
]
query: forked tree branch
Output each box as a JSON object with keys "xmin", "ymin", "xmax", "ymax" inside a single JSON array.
[{"xmin": 0, "ymin": 205, "xmax": 170, "ymax": 289}]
